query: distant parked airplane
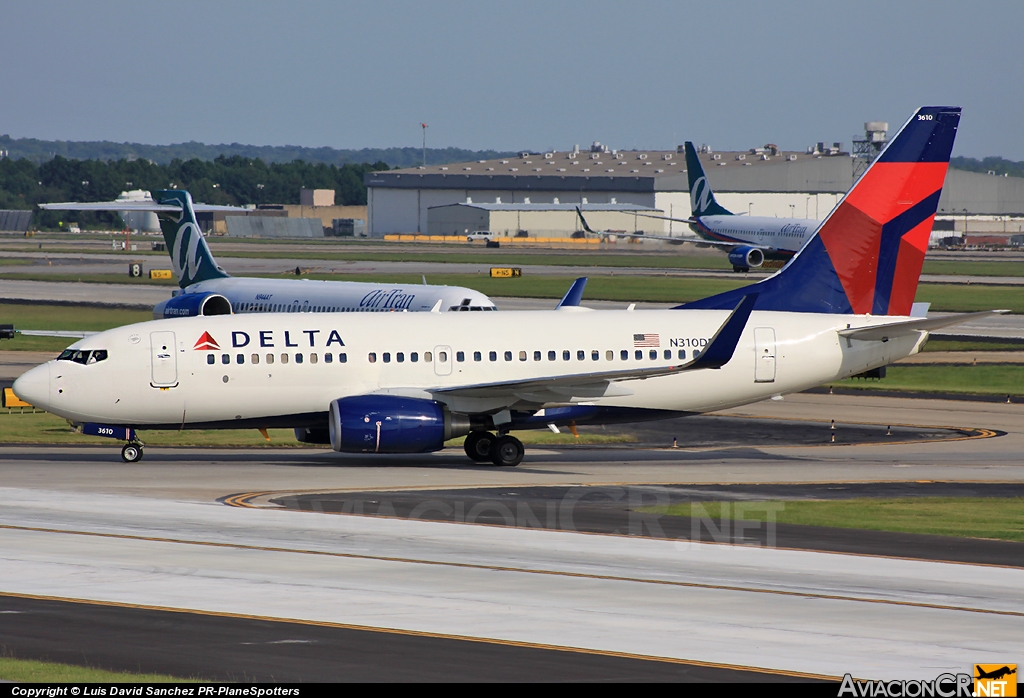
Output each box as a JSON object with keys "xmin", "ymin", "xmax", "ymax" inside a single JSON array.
[
  {"xmin": 41, "ymin": 191, "xmax": 498, "ymax": 318},
  {"xmin": 578, "ymin": 141, "xmax": 823, "ymax": 272}
]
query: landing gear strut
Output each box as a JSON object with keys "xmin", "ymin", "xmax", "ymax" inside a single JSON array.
[{"xmin": 121, "ymin": 441, "xmax": 145, "ymax": 463}]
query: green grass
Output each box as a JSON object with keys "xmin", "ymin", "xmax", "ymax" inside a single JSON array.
[
  {"xmin": 3, "ymin": 268, "xmax": 1022, "ymax": 312},
  {"xmin": 0, "ymin": 302, "xmax": 153, "ymax": 351},
  {"xmin": 0, "ymin": 258, "xmax": 31, "ymax": 266},
  {"xmin": 647, "ymin": 498, "xmax": 1024, "ymax": 542},
  {"xmin": 922, "ymin": 340, "xmax": 1024, "ymax": 352},
  {"xmin": 295, "ymin": 272, "xmax": 748, "ymax": 303},
  {"xmin": 210, "ymin": 248, "xmax": 737, "ymax": 269},
  {"xmin": 0, "ymin": 271, "xmax": 178, "ymax": 285},
  {"xmin": 831, "ymin": 364, "xmax": 1024, "ymax": 395},
  {"xmin": 0, "ymin": 302, "xmax": 153, "ymax": 330},
  {"xmin": 922, "ymin": 260, "xmax": 1024, "ymax": 277},
  {"xmin": 914, "ymin": 283, "xmax": 1024, "ymax": 313},
  {"xmin": 0, "ymin": 656, "xmax": 189, "ymax": 682}
]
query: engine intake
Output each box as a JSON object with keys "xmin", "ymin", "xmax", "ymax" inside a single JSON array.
[
  {"xmin": 328, "ymin": 395, "xmax": 470, "ymax": 453},
  {"xmin": 727, "ymin": 246, "xmax": 765, "ymax": 270},
  {"xmin": 153, "ymin": 292, "xmax": 232, "ymax": 319}
]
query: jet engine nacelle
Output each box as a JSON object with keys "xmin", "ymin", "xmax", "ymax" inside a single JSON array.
[
  {"xmin": 328, "ymin": 395, "xmax": 470, "ymax": 454},
  {"xmin": 727, "ymin": 246, "xmax": 765, "ymax": 270},
  {"xmin": 153, "ymin": 292, "xmax": 233, "ymax": 320}
]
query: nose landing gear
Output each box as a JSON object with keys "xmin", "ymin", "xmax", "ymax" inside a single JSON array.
[{"xmin": 121, "ymin": 440, "xmax": 145, "ymax": 463}]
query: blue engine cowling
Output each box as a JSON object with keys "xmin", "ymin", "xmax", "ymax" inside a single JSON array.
[
  {"xmin": 727, "ymin": 246, "xmax": 765, "ymax": 269},
  {"xmin": 328, "ymin": 395, "xmax": 470, "ymax": 454},
  {"xmin": 152, "ymin": 292, "xmax": 232, "ymax": 319}
]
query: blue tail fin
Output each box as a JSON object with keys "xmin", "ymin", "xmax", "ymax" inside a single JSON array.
[
  {"xmin": 153, "ymin": 190, "xmax": 229, "ymax": 288},
  {"xmin": 679, "ymin": 107, "xmax": 960, "ymax": 315},
  {"xmin": 685, "ymin": 142, "xmax": 733, "ymax": 217}
]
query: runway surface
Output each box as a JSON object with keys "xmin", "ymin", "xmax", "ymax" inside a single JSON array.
[{"xmin": 0, "ymin": 393, "xmax": 1021, "ymax": 680}]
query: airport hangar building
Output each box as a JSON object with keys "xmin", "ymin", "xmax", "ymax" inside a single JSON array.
[{"xmin": 364, "ymin": 143, "xmax": 1024, "ymax": 240}]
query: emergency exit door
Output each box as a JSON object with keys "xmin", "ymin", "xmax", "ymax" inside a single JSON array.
[{"xmin": 753, "ymin": 327, "xmax": 776, "ymax": 383}]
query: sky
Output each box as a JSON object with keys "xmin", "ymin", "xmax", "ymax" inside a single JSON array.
[{"xmin": 2, "ymin": 1, "xmax": 1022, "ymax": 159}]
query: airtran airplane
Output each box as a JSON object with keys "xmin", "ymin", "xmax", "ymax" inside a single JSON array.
[
  {"xmin": 579, "ymin": 141, "xmax": 823, "ymax": 272},
  {"xmin": 40, "ymin": 191, "xmax": 497, "ymax": 318},
  {"xmin": 17, "ymin": 107, "xmax": 999, "ymax": 467}
]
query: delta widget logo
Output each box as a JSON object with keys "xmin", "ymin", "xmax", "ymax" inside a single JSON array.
[{"xmin": 194, "ymin": 332, "xmax": 220, "ymax": 351}]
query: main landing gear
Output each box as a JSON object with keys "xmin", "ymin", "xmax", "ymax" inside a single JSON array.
[
  {"xmin": 121, "ymin": 441, "xmax": 145, "ymax": 463},
  {"xmin": 464, "ymin": 430, "xmax": 524, "ymax": 467}
]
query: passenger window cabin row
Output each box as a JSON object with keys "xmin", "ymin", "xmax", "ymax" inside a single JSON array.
[
  {"xmin": 207, "ymin": 352, "xmax": 348, "ymax": 365},
  {"xmin": 206, "ymin": 348, "xmax": 696, "ymax": 368}
]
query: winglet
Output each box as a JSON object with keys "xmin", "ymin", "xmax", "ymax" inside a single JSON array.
[
  {"xmin": 556, "ymin": 277, "xmax": 588, "ymax": 309},
  {"xmin": 689, "ymin": 293, "xmax": 758, "ymax": 370},
  {"xmin": 430, "ymin": 299, "xmax": 443, "ymax": 313},
  {"xmin": 575, "ymin": 206, "xmax": 597, "ymax": 235}
]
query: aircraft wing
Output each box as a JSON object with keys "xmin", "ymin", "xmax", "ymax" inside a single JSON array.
[
  {"xmin": 838, "ymin": 310, "xmax": 1010, "ymax": 342},
  {"xmin": 5, "ymin": 329, "xmax": 96, "ymax": 339},
  {"xmin": 39, "ymin": 201, "xmax": 247, "ymax": 213},
  {"xmin": 574, "ymin": 207, "xmax": 773, "ymax": 249},
  {"xmin": 434, "ymin": 293, "xmax": 757, "ymax": 400}
]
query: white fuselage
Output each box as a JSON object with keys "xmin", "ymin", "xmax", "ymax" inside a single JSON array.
[
  {"xmin": 18, "ymin": 308, "xmax": 923, "ymax": 430},
  {"xmin": 693, "ymin": 216, "xmax": 819, "ymax": 255},
  {"xmin": 161, "ymin": 276, "xmax": 496, "ymax": 318}
]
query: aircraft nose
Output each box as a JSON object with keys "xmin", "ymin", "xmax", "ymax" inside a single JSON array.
[{"xmin": 12, "ymin": 363, "xmax": 49, "ymax": 409}]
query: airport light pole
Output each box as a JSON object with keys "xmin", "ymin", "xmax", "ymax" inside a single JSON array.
[{"xmin": 421, "ymin": 123, "xmax": 428, "ymax": 166}]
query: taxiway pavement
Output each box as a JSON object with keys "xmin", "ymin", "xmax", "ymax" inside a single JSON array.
[{"xmin": 1, "ymin": 393, "xmax": 1021, "ymax": 680}]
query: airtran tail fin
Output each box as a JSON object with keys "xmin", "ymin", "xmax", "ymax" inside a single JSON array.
[
  {"xmin": 153, "ymin": 190, "xmax": 230, "ymax": 288},
  {"xmin": 680, "ymin": 107, "xmax": 960, "ymax": 316},
  {"xmin": 685, "ymin": 142, "xmax": 733, "ymax": 217}
]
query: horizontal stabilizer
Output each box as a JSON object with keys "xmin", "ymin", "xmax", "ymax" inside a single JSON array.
[
  {"xmin": 838, "ymin": 310, "xmax": 1009, "ymax": 342},
  {"xmin": 14, "ymin": 329, "xmax": 95, "ymax": 338}
]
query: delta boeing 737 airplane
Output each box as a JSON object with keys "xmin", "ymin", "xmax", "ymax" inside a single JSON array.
[
  {"xmin": 579, "ymin": 141, "xmax": 823, "ymax": 272},
  {"xmin": 17, "ymin": 107, "xmax": 1001, "ymax": 467},
  {"xmin": 40, "ymin": 191, "xmax": 497, "ymax": 318}
]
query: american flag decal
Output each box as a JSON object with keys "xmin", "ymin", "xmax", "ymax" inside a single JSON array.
[{"xmin": 633, "ymin": 333, "xmax": 660, "ymax": 347}]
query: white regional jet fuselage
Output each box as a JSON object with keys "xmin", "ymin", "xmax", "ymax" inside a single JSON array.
[
  {"xmin": 159, "ymin": 276, "xmax": 496, "ymax": 318},
  {"xmin": 19, "ymin": 308, "xmax": 920, "ymax": 430},
  {"xmin": 691, "ymin": 215, "xmax": 817, "ymax": 257}
]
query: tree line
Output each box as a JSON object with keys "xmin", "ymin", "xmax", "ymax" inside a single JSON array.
[
  {"xmin": 0, "ymin": 134, "xmax": 515, "ymax": 169},
  {"xmin": 0, "ymin": 155, "xmax": 391, "ymax": 229}
]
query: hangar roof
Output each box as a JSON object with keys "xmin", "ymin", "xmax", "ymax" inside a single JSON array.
[{"xmin": 366, "ymin": 148, "xmax": 855, "ymax": 194}]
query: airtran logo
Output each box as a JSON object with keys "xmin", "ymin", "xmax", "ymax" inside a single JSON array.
[
  {"xmin": 195, "ymin": 329, "xmax": 345, "ymax": 350},
  {"xmin": 360, "ymin": 289, "xmax": 417, "ymax": 310},
  {"xmin": 690, "ymin": 176, "xmax": 714, "ymax": 215},
  {"xmin": 171, "ymin": 221, "xmax": 206, "ymax": 284}
]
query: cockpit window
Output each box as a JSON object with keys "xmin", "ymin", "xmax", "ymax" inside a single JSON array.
[{"xmin": 57, "ymin": 349, "xmax": 108, "ymax": 365}]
